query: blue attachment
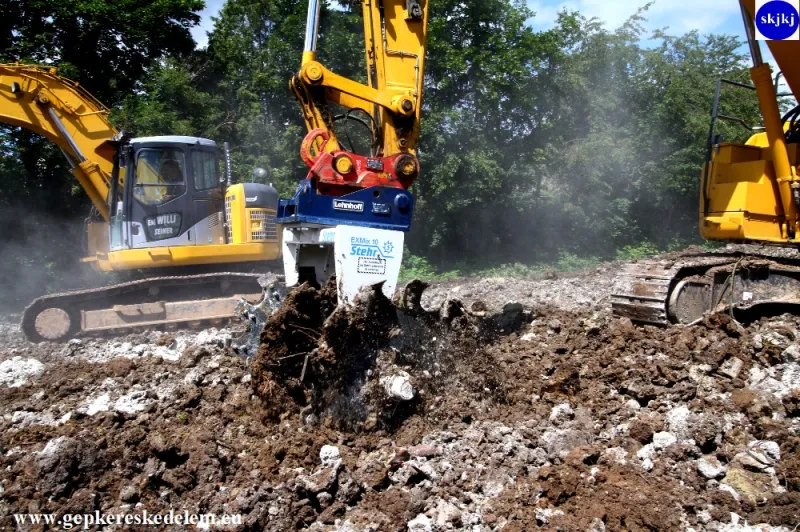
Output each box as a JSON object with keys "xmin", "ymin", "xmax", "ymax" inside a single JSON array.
[{"xmin": 276, "ymin": 180, "xmax": 415, "ymax": 231}]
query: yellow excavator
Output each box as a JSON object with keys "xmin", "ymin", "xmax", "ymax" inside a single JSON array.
[
  {"xmin": 276, "ymin": 0, "xmax": 426, "ymax": 305},
  {"xmin": 0, "ymin": 63, "xmax": 283, "ymax": 341},
  {"xmin": 613, "ymin": 0, "xmax": 800, "ymax": 324},
  {"xmin": 1, "ymin": 0, "xmax": 429, "ymax": 341}
]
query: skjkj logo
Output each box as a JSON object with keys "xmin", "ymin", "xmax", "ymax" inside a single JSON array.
[{"xmin": 756, "ymin": 0, "xmax": 799, "ymax": 40}]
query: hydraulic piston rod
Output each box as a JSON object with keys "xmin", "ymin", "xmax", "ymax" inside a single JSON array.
[
  {"xmin": 740, "ymin": 2, "xmax": 800, "ymax": 236},
  {"xmin": 45, "ymin": 106, "xmax": 86, "ymax": 162},
  {"xmin": 303, "ymin": 0, "xmax": 321, "ymax": 62}
]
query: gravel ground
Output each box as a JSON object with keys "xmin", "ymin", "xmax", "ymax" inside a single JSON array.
[
  {"xmin": 0, "ymin": 258, "xmax": 798, "ymax": 531},
  {"xmin": 420, "ymin": 265, "xmax": 623, "ymax": 313}
]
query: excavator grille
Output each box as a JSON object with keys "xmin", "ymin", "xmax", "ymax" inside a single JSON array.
[
  {"xmin": 225, "ymin": 195, "xmax": 233, "ymax": 243},
  {"xmin": 249, "ymin": 210, "xmax": 277, "ymax": 241}
]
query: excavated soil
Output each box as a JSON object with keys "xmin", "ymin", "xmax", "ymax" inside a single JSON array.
[{"xmin": 0, "ymin": 256, "xmax": 799, "ymax": 531}]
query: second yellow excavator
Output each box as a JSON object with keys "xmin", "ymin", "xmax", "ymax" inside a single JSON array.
[{"xmin": 613, "ymin": 0, "xmax": 800, "ymax": 324}]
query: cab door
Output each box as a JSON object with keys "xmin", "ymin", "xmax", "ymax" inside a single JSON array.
[
  {"xmin": 125, "ymin": 142, "xmax": 195, "ymax": 249},
  {"xmin": 189, "ymin": 148, "xmax": 226, "ymax": 246}
]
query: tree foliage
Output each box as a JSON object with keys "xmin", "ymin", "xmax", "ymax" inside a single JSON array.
[
  {"xmin": 1, "ymin": 0, "xmax": 203, "ymax": 103},
  {"xmin": 0, "ymin": 0, "xmax": 765, "ymax": 306}
]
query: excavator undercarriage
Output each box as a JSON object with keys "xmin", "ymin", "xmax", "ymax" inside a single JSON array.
[
  {"xmin": 21, "ymin": 272, "xmax": 288, "ymax": 343},
  {"xmin": 612, "ymin": 245, "xmax": 800, "ymax": 326}
]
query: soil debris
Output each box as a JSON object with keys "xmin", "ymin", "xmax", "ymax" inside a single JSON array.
[
  {"xmin": 0, "ymin": 261, "xmax": 798, "ymax": 531},
  {"xmin": 250, "ymin": 280, "xmax": 531, "ymax": 431}
]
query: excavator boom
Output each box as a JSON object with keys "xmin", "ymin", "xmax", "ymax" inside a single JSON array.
[
  {"xmin": 279, "ymin": 0, "xmax": 429, "ymax": 305},
  {"xmin": 289, "ymin": 0, "xmax": 428, "ymax": 196},
  {"xmin": 0, "ymin": 64, "xmax": 117, "ymax": 220}
]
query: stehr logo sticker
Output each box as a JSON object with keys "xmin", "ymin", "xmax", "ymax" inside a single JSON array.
[
  {"xmin": 756, "ymin": 0, "xmax": 799, "ymax": 40},
  {"xmin": 333, "ymin": 199, "xmax": 365, "ymax": 213}
]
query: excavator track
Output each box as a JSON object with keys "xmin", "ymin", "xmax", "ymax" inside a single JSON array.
[
  {"xmin": 612, "ymin": 244, "xmax": 800, "ymax": 326},
  {"xmin": 21, "ymin": 272, "xmax": 278, "ymax": 343}
]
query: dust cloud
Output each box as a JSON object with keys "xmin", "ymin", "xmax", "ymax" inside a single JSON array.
[{"xmin": 0, "ymin": 206, "xmax": 103, "ymax": 312}]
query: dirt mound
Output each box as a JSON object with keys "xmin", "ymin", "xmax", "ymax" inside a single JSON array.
[
  {"xmin": 0, "ymin": 267, "xmax": 798, "ymax": 531},
  {"xmin": 244, "ymin": 281, "xmax": 799, "ymax": 530},
  {"xmin": 251, "ymin": 281, "xmax": 530, "ymax": 431}
]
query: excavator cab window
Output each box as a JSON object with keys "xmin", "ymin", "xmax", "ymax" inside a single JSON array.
[
  {"xmin": 133, "ymin": 148, "xmax": 187, "ymax": 206},
  {"xmin": 191, "ymin": 150, "xmax": 219, "ymax": 191}
]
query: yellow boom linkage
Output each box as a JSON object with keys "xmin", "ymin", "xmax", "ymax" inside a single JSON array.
[
  {"xmin": 0, "ymin": 63, "xmax": 117, "ymax": 221},
  {"xmin": 289, "ymin": 0, "xmax": 428, "ymax": 196}
]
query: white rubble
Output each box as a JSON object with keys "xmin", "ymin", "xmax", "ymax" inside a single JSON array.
[
  {"xmin": 781, "ymin": 344, "xmax": 800, "ymax": 363},
  {"xmin": 603, "ymin": 447, "xmax": 628, "ymax": 465},
  {"xmin": 84, "ymin": 393, "xmax": 111, "ymax": 416},
  {"xmin": 320, "ymin": 445, "xmax": 341, "ymax": 467},
  {"xmin": 113, "ymin": 390, "xmax": 151, "ymax": 414},
  {"xmin": 665, "ymin": 406, "xmax": 693, "ymax": 441},
  {"xmin": 717, "ymin": 513, "xmax": 791, "ymax": 532},
  {"xmin": 748, "ymin": 363, "xmax": 800, "ymax": 399},
  {"xmin": 381, "ymin": 371, "xmax": 416, "ymax": 401},
  {"xmin": 39, "ymin": 436, "xmax": 68, "ymax": 457},
  {"xmin": 0, "ymin": 356, "xmax": 44, "ymax": 387},
  {"xmin": 194, "ymin": 328, "xmax": 232, "ymax": 347},
  {"xmin": 549, "ymin": 403, "xmax": 574, "ymax": 426},
  {"xmin": 719, "ymin": 357, "xmax": 744, "ymax": 379},
  {"xmin": 748, "ymin": 440, "xmax": 780, "ymax": 463},
  {"xmin": 9, "ymin": 410, "xmax": 70, "ymax": 428},
  {"xmin": 696, "ymin": 457, "xmax": 726, "ymax": 479},
  {"xmin": 434, "ymin": 499, "xmax": 462, "ymax": 527},
  {"xmin": 407, "ymin": 513, "xmax": 433, "ymax": 532},
  {"xmin": 652, "ymin": 431, "xmax": 677, "ymax": 450},
  {"xmin": 68, "ymin": 330, "xmax": 226, "ymax": 364},
  {"xmin": 535, "ymin": 507, "xmax": 565, "ymax": 525}
]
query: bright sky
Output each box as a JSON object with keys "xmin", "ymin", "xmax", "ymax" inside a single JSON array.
[
  {"xmin": 526, "ymin": 0, "xmax": 744, "ymax": 36},
  {"xmin": 191, "ymin": 0, "xmax": 226, "ymax": 49},
  {"xmin": 191, "ymin": 0, "xmax": 752, "ymax": 58},
  {"xmin": 530, "ymin": 1, "xmax": 793, "ymax": 93}
]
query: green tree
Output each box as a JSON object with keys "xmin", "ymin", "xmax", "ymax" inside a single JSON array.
[
  {"xmin": 195, "ymin": 0, "xmax": 364, "ymax": 192},
  {"xmin": 1, "ymin": 0, "xmax": 203, "ymax": 103},
  {"xmin": 411, "ymin": 4, "xmax": 760, "ymax": 266}
]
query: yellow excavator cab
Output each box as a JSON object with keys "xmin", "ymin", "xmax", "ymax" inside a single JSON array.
[{"xmin": 612, "ymin": 1, "xmax": 800, "ymax": 326}]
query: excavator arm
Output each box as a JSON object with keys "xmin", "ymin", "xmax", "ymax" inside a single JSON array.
[
  {"xmin": 741, "ymin": 0, "xmax": 800, "ymax": 99},
  {"xmin": 736, "ymin": 0, "xmax": 800, "ymax": 240},
  {"xmin": 0, "ymin": 64, "xmax": 118, "ymax": 221},
  {"xmin": 289, "ymin": 0, "xmax": 428, "ymax": 196},
  {"xmin": 278, "ymin": 0, "xmax": 429, "ymax": 305}
]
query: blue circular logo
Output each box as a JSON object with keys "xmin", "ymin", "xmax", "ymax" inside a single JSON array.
[{"xmin": 756, "ymin": 1, "xmax": 799, "ymax": 40}]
